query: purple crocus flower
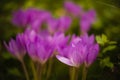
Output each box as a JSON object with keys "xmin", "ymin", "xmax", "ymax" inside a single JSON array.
[
  {"xmin": 80, "ymin": 9, "xmax": 96, "ymax": 33},
  {"xmin": 52, "ymin": 32, "xmax": 70, "ymax": 51},
  {"xmin": 12, "ymin": 8, "xmax": 51, "ymax": 32},
  {"xmin": 24, "ymin": 30, "xmax": 53, "ymax": 64},
  {"xmin": 56, "ymin": 33, "xmax": 99, "ymax": 67},
  {"xmin": 47, "ymin": 16, "xmax": 72, "ymax": 34},
  {"xmin": 80, "ymin": 33, "xmax": 99, "ymax": 67},
  {"xmin": 86, "ymin": 43, "xmax": 99, "ymax": 67},
  {"xmin": 47, "ymin": 17, "xmax": 58, "ymax": 34},
  {"xmin": 64, "ymin": 1, "xmax": 83, "ymax": 17},
  {"xmin": 26, "ymin": 8, "xmax": 51, "ymax": 31},
  {"xmin": 4, "ymin": 33, "xmax": 26, "ymax": 61},
  {"xmin": 56, "ymin": 37, "xmax": 87, "ymax": 67},
  {"xmin": 12, "ymin": 9, "xmax": 28, "ymax": 27},
  {"xmin": 58, "ymin": 16, "xmax": 72, "ymax": 32}
]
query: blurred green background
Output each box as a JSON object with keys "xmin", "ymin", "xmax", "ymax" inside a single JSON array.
[{"xmin": 0, "ymin": 0, "xmax": 120, "ymax": 80}]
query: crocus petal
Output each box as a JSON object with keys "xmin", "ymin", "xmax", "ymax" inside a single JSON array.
[
  {"xmin": 71, "ymin": 35, "xmax": 82, "ymax": 45},
  {"xmin": 89, "ymin": 34, "xmax": 95, "ymax": 45},
  {"xmin": 86, "ymin": 44, "xmax": 99, "ymax": 66},
  {"xmin": 37, "ymin": 43, "xmax": 48, "ymax": 63},
  {"xmin": 16, "ymin": 34, "xmax": 26, "ymax": 56},
  {"xmin": 81, "ymin": 33, "xmax": 89, "ymax": 43},
  {"xmin": 27, "ymin": 42, "xmax": 40, "ymax": 62},
  {"xmin": 9, "ymin": 39, "xmax": 19, "ymax": 56},
  {"xmin": 56, "ymin": 55, "xmax": 73, "ymax": 66},
  {"xmin": 4, "ymin": 41, "xmax": 16, "ymax": 57}
]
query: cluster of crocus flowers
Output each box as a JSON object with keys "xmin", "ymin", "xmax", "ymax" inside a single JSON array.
[
  {"xmin": 4, "ymin": 1, "xmax": 99, "ymax": 80},
  {"xmin": 56, "ymin": 33, "xmax": 99, "ymax": 68}
]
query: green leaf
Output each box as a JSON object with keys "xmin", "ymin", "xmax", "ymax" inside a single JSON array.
[
  {"xmin": 102, "ymin": 45, "xmax": 116, "ymax": 53},
  {"xmin": 7, "ymin": 68, "xmax": 22, "ymax": 77},
  {"xmin": 102, "ymin": 34, "xmax": 108, "ymax": 43},
  {"xmin": 96, "ymin": 34, "xmax": 109, "ymax": 46},
  {"xmin": 108, "ymin": 41, "xmax": 117, "ymax": 44},
  {"xmin": 2, "ymin": 52, "xmax": 13, "ymax": 59},
  {"xmin": 96, "ymin": 35, "xmax": 104, "ymax": 45},
  {"xmin": 100, "ymin": 57, "xmax": 114, "ymax": 69}
]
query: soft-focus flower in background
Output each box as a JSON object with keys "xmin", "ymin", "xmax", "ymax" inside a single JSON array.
[
  {"xmin": 4, "ymin": 33, "xmax": 26, "ymax": 61},
  {"xmin": 12, "ymin": 9, "xmax": 28, "ymax": 27},
  {"xmin": 80, "ymin": 10, "xmax": 96, "ymax": 33},
  {"xmin": 26, "ymin": 8, "xmax": 51, "ymax": 31},
  {"xmin": 57, "ymin": 16, "xmax": 72, "ymax": 32},
  {"xmin": 47, "ymin": 16, "xmax": 72, "ymax": 34},
  {"xmin": 64, "ymin": 1, "xmax": 83, "ymax": 17},
  {"xmin": 12, "ymin": 8, "xmax": 51, "ymax": 32}
]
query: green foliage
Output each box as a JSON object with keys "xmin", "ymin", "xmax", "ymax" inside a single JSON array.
[
  {"xmin": 7, "ymin": 68, "xmax": 22, "ymax": 77},
  {"xmin": 100, "ymin": 57, "xmax": 114, "ymax": 69},
  {"xmin": 96, "ymin": 34, "xmax": 117, "ymax": 70},
  {"xmin": 96, "ymin": 34, "xmax": 117, "ymax": 46},
  {"xmin": 96, "ymin": 34, "xmax": 108, "ymax": 46},
  {"xmin": 102, "ymin": 45, "xmax": 116, "ymax": 53},
  {"xmin": 2, "ymin": 52, "xmax": 13, "ymax": 59}
]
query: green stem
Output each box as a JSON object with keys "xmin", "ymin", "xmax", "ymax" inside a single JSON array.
[
  {"xmin": 20, "ymin": 60, "xmax": 30, "ymax": 80},
  {"xmin": 82, "ymin": 66, "xmax": 88, "ymax": 80},
  {"xmin": 30, "ymin": 61, "xmax": 38, "ymax": 80},
  {"xmin": 37, "ymin": 63, "xmax": 44, "ymax": 80},
  {"xmin": 36, "ymin": 62, "xmax": 40, "ymax": 77},
  {"xmin": 46, "ymin": 58, "xmax": 53, "ymax": 80},
  {"xmin": 70, "ymin": 67, "xmax": 78, "ymax": 80}
]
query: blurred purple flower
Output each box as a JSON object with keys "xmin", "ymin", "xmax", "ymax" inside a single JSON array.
[
  {"xmin": 86, "ymin": 43, "xmax": 99, "ymax": 67},
  {"xmin": 24, "ymin": 30, "xmax": 53, "ymax": 64},
  {"xmin": 47, "ymin": 17, "xmax": 58, "ymax": 34},
  {"xmin": 56, "ymin": 33, "xmax": 99, "ymax": 67},
  {"xmin": 58, "ymin": 16, "xmax": 72, "ymax": 32},
  {"xmin": 52, "ymin": 32, "xmax": 70, "ymax": 51},
  {"xmin": 12, "ymin": 8, "xmax": 51, "ymax": 32},
  {"xmin": 56, "ymin": 37, "xmax": 87, "ymax": 67},
  {"xmin": 12, "ymin": 9, "xmax": 28, "ymax": 27},
  {"xmin": 80, "ymin": 33, "xmax": 99, "ymax": 67},
  {"xmin": 4, "ymin": 33, "xmax": 26, "ymax": 61},
  {"xmin": 26, "ymin": 8, "xmax": 51, "ymax": 31},
  {"xmin": 64, "ymin": 1, "xmax": 83, "ymax": 17},
  {"xmin": 47, "ymin": 16, "xmax": 72, "ymax": 34},
  {"xmin": 80, "ymin": 33, "xmax": 95, "ymax": 46},
  {"xmin": 80, "ymin": 9, "xmax": 96, "ymax": 33}
]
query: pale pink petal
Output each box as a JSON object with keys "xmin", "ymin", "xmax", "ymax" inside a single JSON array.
[{"xmin": 56, "ymin": 55, "xmax": 74, "ymax": 66}]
